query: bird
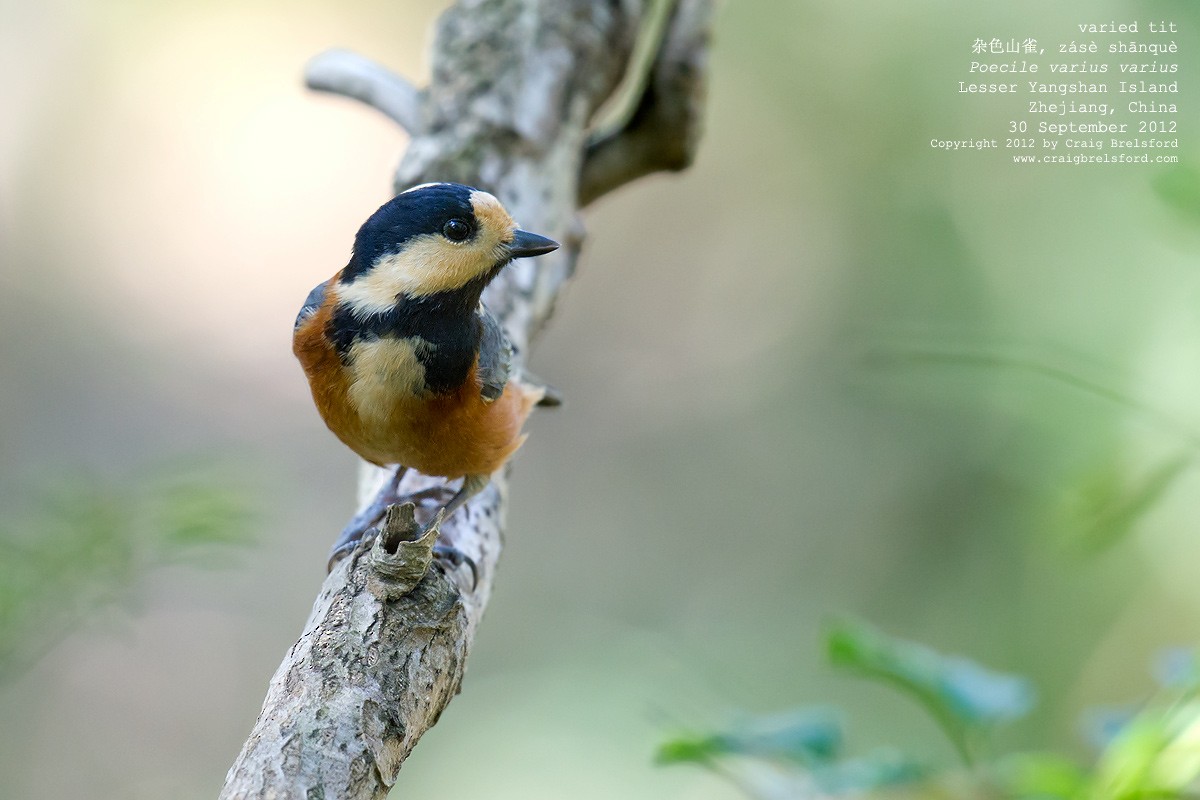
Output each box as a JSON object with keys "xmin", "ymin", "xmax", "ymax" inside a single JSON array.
[{"xmin": 293, "ymin": 182, "xmax": 560, "ymax": 568}]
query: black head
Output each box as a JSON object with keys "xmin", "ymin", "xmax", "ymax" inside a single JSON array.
[
  {"xmin": 346, "ymin": 183, "xmax": 476, "ymax": 278},
  {"xmin": 335, "ymin": 183, "xmax": 558, "ymax": 314}
]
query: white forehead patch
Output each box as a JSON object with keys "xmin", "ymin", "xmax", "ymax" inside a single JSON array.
[{"xmin": 400, "ymin": 182, "xmax": 450, "ymax": 194}]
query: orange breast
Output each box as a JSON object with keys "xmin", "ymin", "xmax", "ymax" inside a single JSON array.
[
  {"xmin": 385, "ymin": 377, "xmax": 542, "ymax": 477},
  {"xmin": 293, "ymin": 303, "xmax": 540, "ymax": 477}
]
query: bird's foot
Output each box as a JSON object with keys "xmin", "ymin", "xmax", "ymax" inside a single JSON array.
[
  {"xmin": 327, "ymin": 467, "xmax": 407, "ymax": 571},
  {"xmin": 431, "ymin": 542, "xmax": 478, "ymax": 590},
  {"xmin": 402, "ymin": 485, "xmax": 456, "ymax": 505},
  {"xmin": 326, "ymin": 472, "xmax": 489, "ymax": 578}
]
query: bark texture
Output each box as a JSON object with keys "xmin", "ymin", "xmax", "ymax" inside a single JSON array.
[{"xmin": 221, "ymin": 1, "xmax": 711, "ymax": 797}]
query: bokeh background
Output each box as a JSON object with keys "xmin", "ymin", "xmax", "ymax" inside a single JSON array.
[{"xmin": 2, "ymin": 0, "xmax": 1199, "ymax": 797}]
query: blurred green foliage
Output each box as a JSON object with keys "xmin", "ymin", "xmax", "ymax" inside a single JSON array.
[
  {"xmin": 3, "ymin": 0, "xmax": 1200, "ymax": 796},
  {"xmin": 827, "ymin": 618, "xmax": 1035, "ymax": 765},
  {"xmin": 0, "ymin": 465, "xmax": 253, "ymax": 682},
  {"xmin": 658, "ymin": 622, "xmax": 1200, "ymax": 799},
  {"xmin": 1152, "ymin": 164, "xmax": 1200, "ymax": 227},
  {"xmin": 862, "ymin": 341, "xmax": 1199, "ymax": 555},
  {"xmin": 657, "ymin": 707, "xmax": 845, "ymax": 769},
  {"xmin": 1058, "ymin": 454, "xmax": 1193, "ymax": 555}
]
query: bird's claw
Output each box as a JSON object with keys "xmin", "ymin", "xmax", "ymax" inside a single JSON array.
[{"xmin": 432, "ymin": 542, "xmax": 478, "ymax": 590}]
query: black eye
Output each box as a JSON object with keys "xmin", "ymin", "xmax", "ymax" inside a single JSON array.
[{"xmin": 442, "ymin": 218, "xmax": 472, "ymax": 242}]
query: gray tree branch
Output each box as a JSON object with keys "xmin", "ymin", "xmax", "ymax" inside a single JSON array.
[
  {"xmin": 579, "ymin": 0, "xmax": 713, "ymax": 207},
  {"xmin": 221, "ymin": 2, "xmax": 711, "ymax": 797},
  {"xmin": 305, "ymin": 49, "xmax": 425, "ymax": 135}
]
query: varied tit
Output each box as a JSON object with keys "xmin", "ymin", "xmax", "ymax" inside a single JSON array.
[{"xmin": 293, "ymin": 182, "xmax": 560, "ymax": 566}]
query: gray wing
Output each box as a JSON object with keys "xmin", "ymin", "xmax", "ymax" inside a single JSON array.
[
  {"xmin": 295, "ymin": 280, "xmax": 328, "ymax": 330},
  {"xmin": 476, "ymin": 305, "xmax": 513, "ymax": 403}
]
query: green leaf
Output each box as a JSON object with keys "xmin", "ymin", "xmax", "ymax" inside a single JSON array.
[
  {"xmin": 809, "ymin": 748, "xmax": 927, "ymax": 794},
  {"xmin": 655, "ymin": 736, "xmax": 723, "ymax": 766},
  {"xmin": 997, "ymin": 752, "xmax": 1088, "ymax": 799},
  {"xmin": 656, "ymin": 708, "xmax": 843, "ymax": 767},
  {"xmin": 827, "ymin": 618, "xmax": 1034, "ymax": 764},
  {"xmin": 1091, "ymin": 700, "xmax": 1200, "ymax": 800}
]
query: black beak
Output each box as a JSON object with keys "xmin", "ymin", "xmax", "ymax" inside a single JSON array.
[{"xmin": 508, "ymin": 229, "xmax": 559, "ymax": 259}]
